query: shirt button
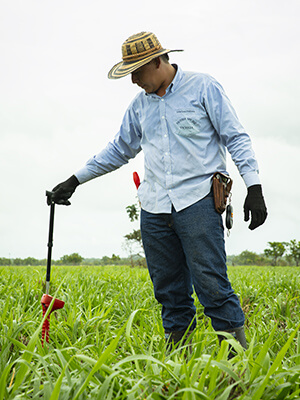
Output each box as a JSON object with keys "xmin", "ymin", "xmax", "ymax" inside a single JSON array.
[
  {"xmin": 164, "ymin": 134, "xmax": 167, "ymax": 138},
  {"xmin": 161, "ymin": 99, "xmax": 164, "ymax": 102},
  {"xmin": 162, "ymin": 116, "xmax": 165, "ymax": 119}
]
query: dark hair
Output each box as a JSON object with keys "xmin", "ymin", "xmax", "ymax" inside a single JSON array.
[
  {"xmin": 160, "ymin": 53, "xmax": 169, "ymax": 63},
  {"xmin": 150, "ymin": 54, "xmax": 170, "ymax": 68}
]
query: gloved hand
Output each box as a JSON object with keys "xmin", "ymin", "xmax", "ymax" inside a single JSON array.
[
  {"xmin": 243, "ymin": 184, "xmax": 267, "ymax": 230},
  {"xmin": 48, "ymin": 175, "xmax": 80, "ymax": 206}
]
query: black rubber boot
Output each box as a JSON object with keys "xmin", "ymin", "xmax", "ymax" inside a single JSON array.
[
  {"xmin": 218, "ymin": 326, "xmax": 247, "ymax": 359},
  {"xmin": 165, "ymin": 330, "xmax": 193, "ymax": 354}
]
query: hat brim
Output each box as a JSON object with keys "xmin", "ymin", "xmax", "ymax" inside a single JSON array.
[{"xmin": 108, "ymin": 49, "xmax": 183, "ymax": 80}]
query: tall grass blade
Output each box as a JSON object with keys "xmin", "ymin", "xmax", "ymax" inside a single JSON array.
[
  {"xmin": 249, "ymin": 324, "xmax": 277, "ymax": 384},
  {"xmin": 72, "ymin": 324, "xmax": 125, "ymax": 400},
  {"xmin": 10, "ymin": 321, "xmax": 44, "ymax": 393},
  {"xmin": 251, "ymin": 323, "xmax": 300, "ymax": 400},
  {"xmin": 0, "ymin": 363, "xmax": 14, "ymax": 400},
  {"xmin": 49, "ymin": 357, "xmax": 74, "ymax": 400},
  {"xmin": 115, "ymin": 354, "xmax": 180, "ymax": 382},
  {"xmin": 167, "ymin": 387, "xmax": 210, "ymax": 399}
]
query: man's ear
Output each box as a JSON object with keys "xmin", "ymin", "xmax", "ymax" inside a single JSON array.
[{"xmin": 154, "ymin": 57, "xmax": 161, "ymax": 68}]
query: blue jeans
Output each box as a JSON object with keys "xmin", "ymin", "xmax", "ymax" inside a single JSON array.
[{"xmin": 140, "ymin": 192, "xmax": 245, "ymax": 332}]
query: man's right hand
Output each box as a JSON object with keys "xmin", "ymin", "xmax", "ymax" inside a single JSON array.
[
  {"xmin": 48, "ymin": 175, "xmax": 80, "ymax": 205},
  {"xmin": 243, "ymin": 184, "xmax": 267, "ymax": 230}
]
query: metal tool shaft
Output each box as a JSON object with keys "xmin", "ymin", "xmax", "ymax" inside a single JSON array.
[{"xmin": 46, "ymin": 199, "xmax": 55, "ymax": 295}]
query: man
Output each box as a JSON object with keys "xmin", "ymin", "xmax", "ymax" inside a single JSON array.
[{"xmin": 49, "ymin": 32, "xmax": 267, "ymax": 352}]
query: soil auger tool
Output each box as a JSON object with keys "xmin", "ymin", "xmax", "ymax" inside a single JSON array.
[{"xmin": 41, "ymin": 191, "xmax": 65, "ymax": 346}]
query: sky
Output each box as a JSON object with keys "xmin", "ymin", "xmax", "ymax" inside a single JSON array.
[{"xmin": 0, "ymin": 0, "xmax": 299, "ymax": 261}]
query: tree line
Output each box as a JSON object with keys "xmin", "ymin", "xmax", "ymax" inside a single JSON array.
[
  {"xmin": 0, "ymin": 253, "xmax": 143, "ymax": 266},
  {"xmin": 228, "ymin": 240, "xmax": 300, "ymax": 266},
  {"xmin": 0, "ymin": 240, "xmax": 299, "ymax": 267}
]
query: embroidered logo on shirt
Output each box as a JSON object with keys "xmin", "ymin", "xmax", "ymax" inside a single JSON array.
[{"xmin": 175, "ymin": 110, "xmax": 200, "ymax": 136}]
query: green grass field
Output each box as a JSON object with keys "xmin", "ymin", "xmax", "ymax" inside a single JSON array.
[{"xmin": 0, "ymin": 265, "xmax": 299, "ymax": 399}]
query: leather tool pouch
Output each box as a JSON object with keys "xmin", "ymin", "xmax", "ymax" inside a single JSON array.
[{"xmin": 212, "ymin": 172, "xmax": 233, "ymax": 214}]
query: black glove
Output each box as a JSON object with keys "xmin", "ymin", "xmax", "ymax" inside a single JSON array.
[
  {"xmin": 243, "ymin": 184, "xmax": 267, "ymax": 230},
  {"xmin": 48, "ymin": 175, "xmax": 80, "ymax": 206}
]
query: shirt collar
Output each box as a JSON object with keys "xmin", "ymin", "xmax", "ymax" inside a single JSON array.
[{"xmin": 168, "ymin": 64, "xmax": 183, "ymax": 93}]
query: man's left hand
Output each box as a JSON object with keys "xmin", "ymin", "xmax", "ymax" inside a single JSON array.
[{"xmin": 243, "ymin": 185, "xmax": 267, "ymax": 230}]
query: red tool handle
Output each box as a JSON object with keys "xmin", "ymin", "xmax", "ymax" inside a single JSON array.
[{"xmin": 133, "ymin": 172, "xmax": 140, "ymax": 190}]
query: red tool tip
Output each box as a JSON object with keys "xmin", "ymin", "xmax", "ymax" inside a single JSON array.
[
  {"xmin": 133, "ymin": 172, "xmax": 140, "ymax": 190},
  {"xmin": 41, "ymin": 294, "xmax": 64, "ymax": 346}
]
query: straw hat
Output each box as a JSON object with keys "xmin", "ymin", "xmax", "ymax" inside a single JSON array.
[{"xmin": 108, "ymin": 32, "xmax": 183, "ymax": 79}]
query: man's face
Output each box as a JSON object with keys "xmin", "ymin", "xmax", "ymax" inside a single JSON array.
[{"xmin": 131, "ymin": 60, "xmax": 161, "ymax": 94}]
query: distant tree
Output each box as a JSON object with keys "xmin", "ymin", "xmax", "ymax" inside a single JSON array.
[
  {"xmin": 111, "ymin": 254, "xmax": 121, "ymax": 264},
  {"xmin": 100, "ymin": 256, "xmax": 111, "ymax": 265},
  {"xmin": 287, "ymin": 239, "xmax": 300, "ymax": 266},
  {"xmin": 264, "ymin": 242, "xmax": 286, "ymax": 266},
  {"xmin": 126, "ymin": 204, "xmax": 139, "ymax": 222},
  {"xmin": 0, "ymin": 258, "xmax": 11, "ymax": 266},
  {"xmin": 124, "ymin": 203, "xmax": 145, "ymax": 267},
  {"xmin": 98, "ymin": 255, "xmax": 123, "ymax": 265},
  {"xmin": 232, "ymin": 250, "xmax": 267, "ymax": 266},
  {"xmin": 60, "ymin": 253, "xmax": 83, "ymax": 265},
  {"xmin": 124, "ymin": 229, "xmax": 142, "ymax": 243},
  {"xmin": 23, "ymin": 257, "xmax": 39, "ymax": 266}
]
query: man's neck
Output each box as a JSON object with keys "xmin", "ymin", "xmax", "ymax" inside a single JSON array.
[{"xmin": 155, "ymin": 64, "xmax": 176, "ymax": 97}]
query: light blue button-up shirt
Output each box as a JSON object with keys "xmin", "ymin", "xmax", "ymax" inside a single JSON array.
[{"xmin": 75, "ymin": 65, "xmax": 260, "ymax": 213}]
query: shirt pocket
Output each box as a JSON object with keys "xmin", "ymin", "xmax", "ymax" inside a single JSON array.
[{"xmin": 174, "ymin": 109, "xmax": 201, "ymax": 138}]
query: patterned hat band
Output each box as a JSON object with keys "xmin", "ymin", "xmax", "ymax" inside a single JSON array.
[
  {"xmin": 122, "ymin": 44, "xmax": 162, "ymax": 62},
  {"xmin": 108, "ymin": 31, "xmax": 183, "ymax": 79}
]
